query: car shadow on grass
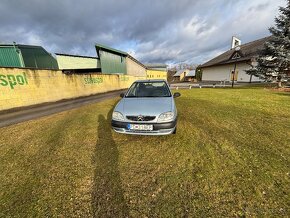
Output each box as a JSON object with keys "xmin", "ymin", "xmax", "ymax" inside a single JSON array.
[{"xmin": 91, "ymin": 108, "xmax": 129, "ymax": 217}]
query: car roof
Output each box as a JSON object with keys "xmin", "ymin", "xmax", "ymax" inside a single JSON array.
[{"xmin": 135, "ymin": 79, "xmax": 167, "ymax": 83}]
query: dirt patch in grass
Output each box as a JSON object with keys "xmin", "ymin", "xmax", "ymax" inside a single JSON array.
[{"xmin": 272, "ymin": 87, "xmax": 290, "ymax": 92}]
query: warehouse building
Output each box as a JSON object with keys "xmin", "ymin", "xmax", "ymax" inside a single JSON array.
[
  {"xmin": 0, "ymin": 42, "xmax": 149, "ymax": 77},
  {"xmin": 126, "ymin": 55, "xmax": 147, "ymax": 77},
  {"xmin": 200, "ymin": 37, "xmax": 269, "ymax": 82},
  {"xmin": 145, "ymin": 63, "xmax": 167, "ymax": 71},
  {"xmin": 145, "ymin": 63, "xmax": 168, "ymax": 80},
  {"xmin": 95, "ymin": 43, "xmax": 147, "ymax": 77},
  {"xmin": 55, "ymin": 44, "xmax": 147, "ymax": 76},
  {"xmin": 0, "ymin": 44, "xmax": 58, "ymax": 69},
  {"xmin": 146, "ymin": 69, "xmax": 167, "ymax": 80},
  {"xmin": 95, "ymin": 44, "xmax": 127, "ymax": 74},
  {"xmin": 56, "ymin": 53, "xmax": 100, "ymax": 70}
]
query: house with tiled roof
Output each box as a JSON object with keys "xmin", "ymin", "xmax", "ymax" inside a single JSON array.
[
  {"xmin": 173, "ymin": 69, "xmax": 189, "ymax": 81},
  {"xmin": 200, "ymin": 36, "xmax": 271, "ymax": 82}
]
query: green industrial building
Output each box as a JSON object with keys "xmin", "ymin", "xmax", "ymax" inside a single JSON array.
[
  {"xmin": 56, "ymin": 44, "xmax": 147, "ymax": 76},
  {"xmin": 95, "ymin": 44, "xmax": 127, "ymax": 74},
  {"xmin": 0, "ymin": 44, "xmax": 58, "ymax": 70},
  {"xmin": 0, "ymin": 42, "xmax": 146, "ymax": 75},
  {"xmin": 55, "ymin": 44, "xmax": 130, "ymax": 74}
]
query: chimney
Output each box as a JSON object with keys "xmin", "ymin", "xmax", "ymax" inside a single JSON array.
[{"xmin": 231, "ymin": 36, "xmax": 241, "ymax": 49}]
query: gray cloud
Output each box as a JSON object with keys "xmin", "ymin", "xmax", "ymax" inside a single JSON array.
[{"xmin": 0, "ymin": 0, "xmax": 286, "ymax": 65}]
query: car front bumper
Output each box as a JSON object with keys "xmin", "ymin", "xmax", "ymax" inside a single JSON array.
[{"xmin": 111, "ymin": 119, "xmax": 177, "ymax": 135}]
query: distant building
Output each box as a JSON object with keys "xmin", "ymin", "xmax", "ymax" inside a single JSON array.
[
  {"xmin": 200, "ymin": 36, "xmax": 270, "ymax": 82},
  {"xmin": 185, "ymin": 70, "xmax": 196, "ymax": 81},
  {"xmin": 0, "ymin": 44, "xmax": 58, "ymax": 70},
  {"xmin": 146, "ymin": 69, "xmax": 167, "ymax": 80},
  {"xmin": 145, "ymin": 63, "xmax": 167, "ymax": 71},
  {"xmin": 173, "ymin": 69, "xmax": 189, "ymax": 82},
  {"xmin": 56, "ymin": 53, "xmax": 100, "ymax": 70},
  {"xmin": 145, "ymin": 63, "xmax": 168, "ymax": 80}
]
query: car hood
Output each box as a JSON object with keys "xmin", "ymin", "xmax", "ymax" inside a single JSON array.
[{"xmin": 116, "ymin": 97, "xmax": 173, "ymax": 116}]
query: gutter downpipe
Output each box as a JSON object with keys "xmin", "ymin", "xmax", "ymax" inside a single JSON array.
[{"xmin": 13, "ymin": 42, "xmax": 25, "ymax": 67}]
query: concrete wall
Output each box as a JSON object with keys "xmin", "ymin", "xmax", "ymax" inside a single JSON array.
[
  {"xmin": 126, "ymin": 57, "xmax": 146, "ymax": 77},
  {"xmin": 56, "ymin": 55, "xmax": 100, "ymax": 69},
  {"xmin": 202, "ymin": 63, "xmax": 261, "ymax": 82},
  {"xmin": 146, "ymin": 69, "xmax": 167, "ymax": 80},
  {"xmin": 0, "ymin": 67, "xmax": 145, "ymax": 111}
]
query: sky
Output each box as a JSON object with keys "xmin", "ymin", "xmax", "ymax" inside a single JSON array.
[{"xmin": 0, "ymin": 0, "xmax": 286, "ymax": 65}]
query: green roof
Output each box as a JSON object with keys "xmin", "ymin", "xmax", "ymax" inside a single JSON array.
[
  {"xmin": 0, "ymin": 44, "xmax": 58, "ymax": 69},
  {"xmin": 95, "ymin": 43, "xmax": 128, "ymax": 56}
]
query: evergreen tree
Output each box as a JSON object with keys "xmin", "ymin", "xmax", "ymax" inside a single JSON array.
[{"xmin": 247, "ymin": 0, "xmax": 290, "ymax": 87}]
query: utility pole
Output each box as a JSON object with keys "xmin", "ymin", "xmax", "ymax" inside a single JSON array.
[
  {"xmin": 232, "ymin": 46, "xmax": 241, "ymax": 88},
  {"xmin": 231, "ymin": 63, "xmax": 237, "ymax": 88}
]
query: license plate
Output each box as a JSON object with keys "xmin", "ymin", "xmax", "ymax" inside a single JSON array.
[{"xmin": 128, "ymin": 124, "xmax": 153, "ymax": 131}]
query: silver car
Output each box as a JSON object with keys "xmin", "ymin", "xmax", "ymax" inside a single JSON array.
[{"xmin": 111, "ymin": 80, "xmax": 181, "ymax": 135}]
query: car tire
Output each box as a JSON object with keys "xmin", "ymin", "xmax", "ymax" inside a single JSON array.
[{"xmin": 173, "ymin": 127, "xmax": 177, "ymax": 134}]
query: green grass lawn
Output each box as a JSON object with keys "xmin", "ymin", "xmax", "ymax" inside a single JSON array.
[{"xmin": 0, "ymin": 88, "xmax": 289, "ymax": 217}]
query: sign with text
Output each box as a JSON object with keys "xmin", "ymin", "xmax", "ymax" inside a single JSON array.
[
  {"xmin": 0, "ymin": 73, "xmax": 28, "ymax": 89},
  {"xmin": 84, "ymin": 77, "xmax": 103, "ymax": 85}
]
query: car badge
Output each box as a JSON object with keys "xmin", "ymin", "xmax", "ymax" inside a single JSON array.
[{"xmin": 137, "ymin": 115, "xmax": 144, "ymax": 121}]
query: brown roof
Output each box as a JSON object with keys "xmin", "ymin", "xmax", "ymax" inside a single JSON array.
[{"xmin": 200, "ymin": 36, "xmax": 271, "ymax": 68}]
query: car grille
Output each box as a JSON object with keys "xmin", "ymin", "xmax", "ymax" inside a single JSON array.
[{"xmin": 126, "ymin": 115, "xmax": 156, "ymax": 121}]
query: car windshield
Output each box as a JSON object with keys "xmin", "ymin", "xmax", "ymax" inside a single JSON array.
[{"xmin": 126, "ymin": 81, "xmax": 171, "ymax": 98}]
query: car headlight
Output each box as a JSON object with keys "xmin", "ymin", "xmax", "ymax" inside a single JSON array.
[
  {"xmin": 112, "ymin": 111, "xmax": 124, "ymax": 121},
  {"xmin": 157, "ymin": 112, "xmax": 175, "ymax": 122}
]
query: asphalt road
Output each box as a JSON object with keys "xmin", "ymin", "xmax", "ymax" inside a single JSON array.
[{"xmin": 0, "ymin": 90, "xmax": 124, "ymax": 128}]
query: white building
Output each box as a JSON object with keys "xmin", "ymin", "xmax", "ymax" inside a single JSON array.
[{"xmin": 200, "ymin": 36, "xmax": 271, "ymax": 82}]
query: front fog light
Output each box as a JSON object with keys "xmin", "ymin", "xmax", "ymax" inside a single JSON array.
[
  {"xmin": 157, "ymin": 112, "xmax": 174, "ymax": 122},
  {"xmin": 112, "ymin": 111, "xmax": 124, "ymax": 121}
]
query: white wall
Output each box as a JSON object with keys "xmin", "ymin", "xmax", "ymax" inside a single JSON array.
[
  {"xmin": 202, "ymin": 62, "xmax": 261, "ymax": 82},
  {"xmin": 126, "ymin": 57, "xmax": 147, "ymax": 77}
]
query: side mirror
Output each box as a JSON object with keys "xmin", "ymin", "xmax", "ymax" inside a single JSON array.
[
  {"xmin": 120, "ymin": 93, "xmax": 125, "ymax": 98},
  {"xmin": 173, "ymin": 92, "xmax": 181, "ymax": 98}
]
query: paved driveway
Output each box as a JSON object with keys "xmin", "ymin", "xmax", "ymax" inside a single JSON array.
[{"xmin": 0, "ymin": 90, "xmax": 124, "ymax": 128}]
